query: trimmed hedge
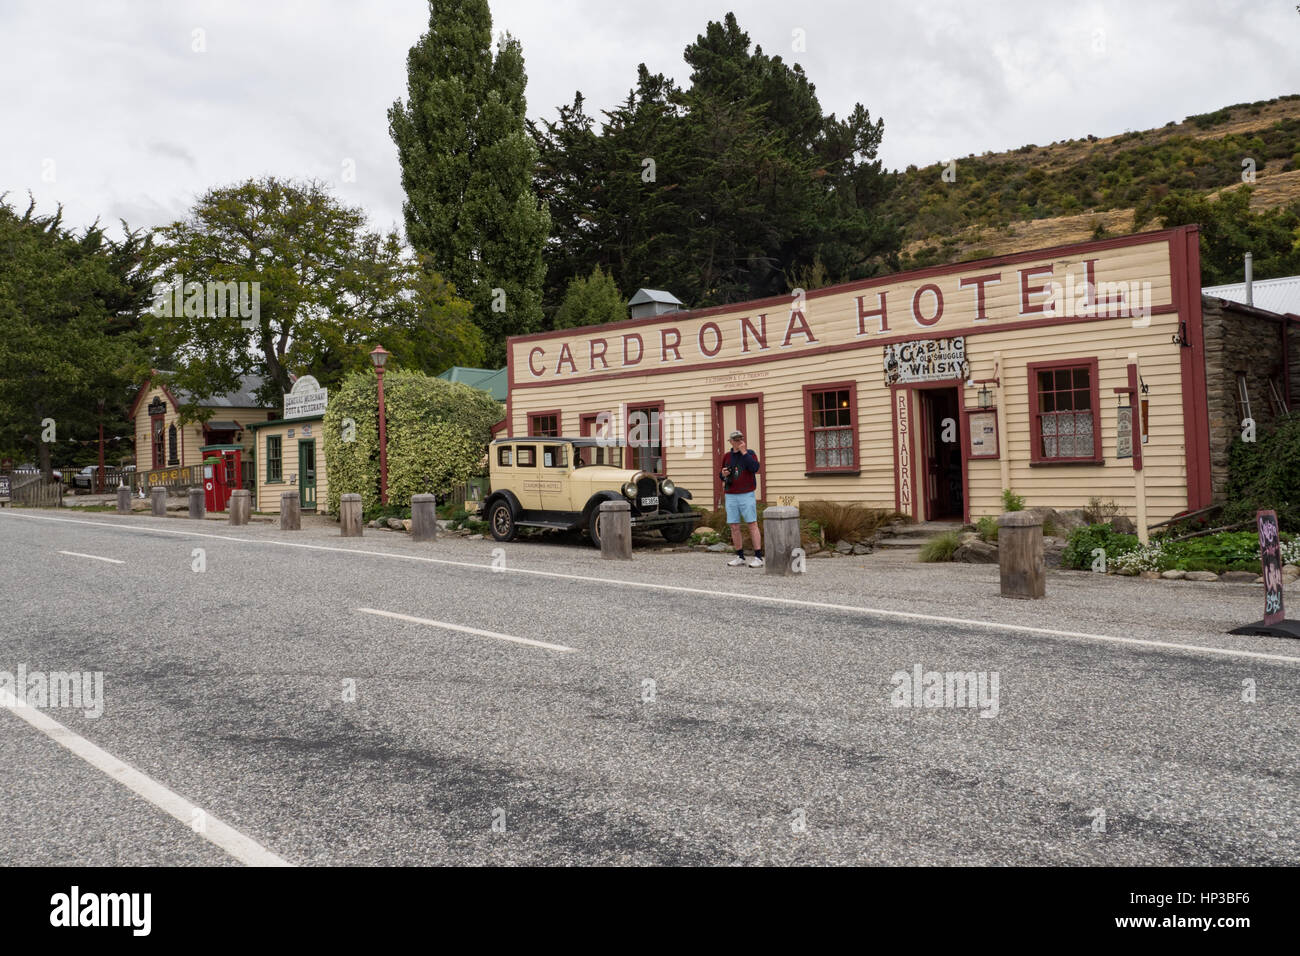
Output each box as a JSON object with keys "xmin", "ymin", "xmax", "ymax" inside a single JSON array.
[{"xmin": 322, "ymin": 369, "xmax": 502, "ymax": 514}]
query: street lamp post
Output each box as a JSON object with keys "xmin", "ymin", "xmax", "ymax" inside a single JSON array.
[{"xmin": 370, "ymin": 345, "xmax": 390, "ymax": 505}]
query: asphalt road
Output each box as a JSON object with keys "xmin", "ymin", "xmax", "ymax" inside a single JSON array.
[{"xmin": 1, "ymin": 508, "xmax": 1297, "ymax": 866}]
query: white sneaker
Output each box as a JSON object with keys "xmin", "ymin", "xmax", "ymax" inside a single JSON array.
[
  {"xmin": 748, "ymin": 556, "xmax": 765, "ymax": 568},
  {"xmin": 727, "ymin": 556, "xmax": 746, "ymax": 566}
]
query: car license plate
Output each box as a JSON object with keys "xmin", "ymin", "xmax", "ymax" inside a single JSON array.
[{"xmin": 640, "ymin": 496, "xmax": 658, "ymax": 508}]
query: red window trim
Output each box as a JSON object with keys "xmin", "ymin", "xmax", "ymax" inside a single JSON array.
[
  {"xmin": 527, "ymin": 409, "xmax": 562, "ymax": 438},
  {"xmin": 625, "ymin": 401, "xmax": 666, "ymax": 475},
  {"xmin": 579, "ymin": 411, "xmax": 619, "ymax": 467},
  {"xmin": 801, "ymin": 380, "xmax": 860, "ymax": 474},
  {"xmin": 1026, "ymin": 357, "xmax": 1102, "ymax": 464}
]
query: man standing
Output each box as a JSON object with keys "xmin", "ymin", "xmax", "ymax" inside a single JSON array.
[{"xmin": 719, "ymin": 430, "xmax": 763, "ymax": 567}]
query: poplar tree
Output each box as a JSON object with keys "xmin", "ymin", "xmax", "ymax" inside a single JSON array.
[{"xmin": 389, "ymin": 0, "xmax": 550, "ymax": 366}]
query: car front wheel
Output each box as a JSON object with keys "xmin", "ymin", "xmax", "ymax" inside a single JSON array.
[
  {"xmin": 587, "ymin": 506, "xmax": 605, "ymax": 549},
  {"xmin": 660, "ymin": 498, "xmax": 696, "ymax": 543},
  {"xmin": 488, "ymin": 501, "xmax": 517, "ymax": 542}
]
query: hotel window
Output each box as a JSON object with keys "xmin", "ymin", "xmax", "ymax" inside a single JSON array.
[
  {"xmin": 266, "ymin": 436, "xmax": 282, "ymax": 482},
  {"xmin": 579, "ymin": 412, "xmax": 618, "ymax": 466},
  {"xmin": 1028, "ymin": 359, "xmax": 1101, "ymax": 463},
  {"xmin": 803, "ymin": 382, "xmax": 858, "ymax": 473},
  {"xmin": 529, "ymin": 412, "xmax": 560, "ymax": 437},
  {"xmin": 626, "ymin": 404, "xmax": 664, "ymax": 474},
  {"xmin": 167, "ymin": 424, "xmax": 179, "ymax": 465}
]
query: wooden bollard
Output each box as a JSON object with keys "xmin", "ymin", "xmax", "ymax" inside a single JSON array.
[
  {"xmin": 228, "ymin": 489, "xmax": 251, "ymax": 526},
  {"xmin": 599, "ymin": 499, "xmax": 632, "ymax": 560},
  {"xmin": 280, "ymin": 491, "xmax": 301, "ymax": 531},
  {"xmin": 150, "ymin": 486, "xmax": 167, "ymax": 517},
  {"xmin": 998, "ymin": 511, "xmax": 1045, "ymax": 599},
  {"xmin": 762, "ymin": 505, "xmax": 802, "ymax": 576},
  {"xmin": 116, "ymin": 485, "xmax": 132, "ymax": 514},
  {"xmin": 411, "ymin": 493, "xmax": 437, "ymax": 542},
  {"xmin": 340, "ymin": 493, "xmax": 363, "ymax": 537},
  {"xmin": 188, "ymin": 486, "xmax": 205, "ymax": 519}
]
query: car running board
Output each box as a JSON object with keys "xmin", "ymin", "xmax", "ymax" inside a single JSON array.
[{"xmin": 514, "ymin": 519, "xmax": 579, "ymax": 529}]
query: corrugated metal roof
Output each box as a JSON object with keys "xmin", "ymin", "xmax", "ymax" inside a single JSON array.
[
  {"xmin": 436, "ymin": 366, "xmax": 507, "ymax": 401},
  {"xmin": 1202, "ymin": 275, "xmax": 1300, "ymax": 316},
  {"xmin": 627, "ymin": 288, "xmax": 683, "ymax": 306},
  {"xmin": 174, "ymin": 373, "xmax": 268, "ymax": 408}
]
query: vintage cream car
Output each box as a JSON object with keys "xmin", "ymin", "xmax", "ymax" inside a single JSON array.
[{"xmin": 480, "ymin": 436, "xmax": 700, "ymax": 548}]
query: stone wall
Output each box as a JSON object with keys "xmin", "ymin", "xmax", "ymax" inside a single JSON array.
[{"xmin": 1201, "ymin": 296, "xmax": 1295, "ymax": 499}]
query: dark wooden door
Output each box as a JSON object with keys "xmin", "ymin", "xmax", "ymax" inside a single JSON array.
[{"xmin": 922, "ymin": 388, "xmax": 963, "ymax": 520}]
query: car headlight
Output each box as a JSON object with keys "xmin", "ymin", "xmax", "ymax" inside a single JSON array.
[
  {"xmin": 660, "ymin": 478, "xmax": 675, "ymax": 496},
  {"xmin": 622, "ymin": 482, "xmax": 637, "ymax": 498}
]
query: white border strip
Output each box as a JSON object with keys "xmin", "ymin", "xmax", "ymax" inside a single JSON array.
[
  {"xmin": 57, "ymin": 550, "xmax": 124, "ymax": 564},
  {"xmin": 0, "ymin": 688, "xmax": 291, "ymax": 867},
  {"xmin": 5, "ymin": 511, "xmax": 1299, "ymax": 665},
  {"xmin": 356, "ymin": 608, "xmax": 576, "ymax": 652}
]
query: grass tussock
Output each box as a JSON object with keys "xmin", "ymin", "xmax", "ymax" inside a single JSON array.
[{"xmin": 919, "ymin": 531, "xmax": 961, "ymax": 562}]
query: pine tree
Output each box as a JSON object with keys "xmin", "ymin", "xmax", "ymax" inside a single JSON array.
[
  {"xmin": 389, "ymin": 0, "xmax": 550, "ymax": 366},
  {"xmin": 553, "ymin": 266, "xmax": 627, "ymax": 329}
]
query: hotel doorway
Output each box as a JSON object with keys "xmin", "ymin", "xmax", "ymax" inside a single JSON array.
[
  {"xmin": 918, "ymin": 386, "xmax": 963, "ymax": 521},
  {"xmin": 711, "ymin": 394, "xmax": 764, "ymax": 509}
]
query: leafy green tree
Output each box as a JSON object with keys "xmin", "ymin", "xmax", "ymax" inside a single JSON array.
[
  {"xmin": 1144, "ymin": 187, "xmax": 1300, "ymax": 284},
  {"xmin": 553, "ymin": 266, "xmax": 627, "ymax": 329},
  {"xmin": 145, "ymin": 176, "xmax": 483, "ymax": 418},
  {"xmin": 389, "ymin": 0, "xmax": 550, "ymax": 364},
  {"xmin": 0, "ymin": 195, "xmax": 151, "ymax": 477}
]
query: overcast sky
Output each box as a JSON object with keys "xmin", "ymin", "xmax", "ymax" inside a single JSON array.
[{"xmin": 3, "ymin": 0, "xmax": 1297, "ymax": 239}]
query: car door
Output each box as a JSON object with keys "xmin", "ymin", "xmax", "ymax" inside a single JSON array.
[{"xmin": 513, "ymin": 443, "xmax": 542, "ymax": 514}]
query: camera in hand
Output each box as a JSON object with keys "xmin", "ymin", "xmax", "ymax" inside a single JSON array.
[{"xmin": 720, "ymin": 464, "xmax": 739, "ymax": 490}]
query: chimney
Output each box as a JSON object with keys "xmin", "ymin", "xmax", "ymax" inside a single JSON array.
[
  {"xmin": 627, "ymin": 288, "xmax": 684, "ymax": 320},
  {"xmin": 1245, "ymin": 252, "xmax": 1253, "ymax": 307}
]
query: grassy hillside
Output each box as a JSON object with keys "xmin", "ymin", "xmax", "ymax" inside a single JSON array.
[{"xmin": 887, "ymin": 94, "xmax": 1300, "ymax": 269}]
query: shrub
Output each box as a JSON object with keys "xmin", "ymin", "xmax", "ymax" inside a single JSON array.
[
  {"xmin": 1061, "ymin": 524, "xmax": 1140, "ymax": 570},
  {"xmin": 799, "ymin": 500, "xmax": 891, "ymax": 544},
  {"xmin": 976, "ymin": 515, "xmax": 999, "ymax": 542},
  {"xmin": 1222, "ymin": 415, "xmax": 1300, "ymax": 531},
  {"xmin": 1111, "ymin": 542, "xmax": 1164, "ymax": 574},
  {"xmin": 323, "ymin": 369, "xmax": 503, "ymax": 514},
  {"xmin": 1001, "ymin": 489, "xmax": 1025, "ymax": 512},
  {"xmin": 919, "ymin": 531, "xmax": 960, "ymax": 562},
  {"xmin": 1083, "ymin": 496, "xmax": 1122, "ymax": 525}
]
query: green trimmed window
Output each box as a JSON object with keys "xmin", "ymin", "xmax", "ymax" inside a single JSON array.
[{"xmin": 266, "ymin": 436, "xmax": 282, "ymax": 482}]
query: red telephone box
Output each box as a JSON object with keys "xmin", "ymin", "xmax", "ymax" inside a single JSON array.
[{"xmin": 199, "ymin": 445, "xmax": 243, "ymax": 512}]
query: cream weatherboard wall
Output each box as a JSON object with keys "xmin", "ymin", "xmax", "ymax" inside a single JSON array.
[
  {"xmin": 131, "ymin": 383, "xmax": 267, "ymax": 469},
  {"xmin": 252, "ymin": 420, "xmax": 329, "ymax": 514},
  {"xmin": 506, "ymin": 229, "xmax": 1207, "ymax": 525}
]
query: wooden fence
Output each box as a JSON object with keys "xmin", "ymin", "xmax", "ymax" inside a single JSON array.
[{"xmin": 5, "ymin": 476, "xmax": 64, "ymax": 508}]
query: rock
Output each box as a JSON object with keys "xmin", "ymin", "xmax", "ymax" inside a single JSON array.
[
  {"xmin": 402, "ymin": 519, "xmax": 413, "ymax": 532},
  {"xmin": 1255, "ymin": 576, "xmax": 1265, "ymax": 584},
  {"xmin": 1185, "ymin": 570, "xmax": 1220, "ymax": 582},
  {"xmin": 953, "ymin": 540, "xmax": 998, "ymax": 563},
  {"xmin": 958, "ymin": 532, "xmax": 979, "ymax": 546},
  {"xmin": 1053, "ymin": 508, "xmax": 1088, "ymax": 532},
  {"xmin": 852, "ymin": 543, "xmax": 871, "ymax": 555},
  {"xmin": 1042, "ymin": 536, "xmax": 1065, "ymax": 568},
  {"xmin": 386, "ymin": 517, "xmax": 405, "ymax": 531},
  {"xmin": 1220, "ymin": 571, "xmax": 1257, "ymax": 583},
  {"xmin": 1116, "ymin": 566, "xmax": 1138, "ymax": 576},
  {"xmin": 467, "ymin": 533, "xmax": 484, "ymax": 541},
  {"xmin": 804, "ymin": 543, "xmax": 820, "ymax": 555},
  {"xmin": 367, "ymin": 519, "xmax": 381, "ymax": 529},
  {"xmin": 835, "ymin": 539, "xmax": 853, "ymax": 554},
  {"xmin": 1283, "ymin": 564, "xmax": 1300, "ymax": 578},
  {"xmin": 1161, "ymin": 569, "xmax": 1186, "ymax": 580},
  {"xmin": 1108, "ymin": 515, "xmax": 1137, "ymax": 534},
  {"xmin": 706, "ymin": 542, "xmax": 730, "ymax": 553},
  {"xmin": 1139, "ymin": 570, "xmax": 1161, "ymax": 579},
  {"xmin": 1024, "ymin": 507, "xmax": 1057, "ymax": 527}
]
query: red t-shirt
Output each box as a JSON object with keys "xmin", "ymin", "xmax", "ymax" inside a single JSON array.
[{"xmin": 720, "ymin": 450, "xmax": 759, "ymax": 495}]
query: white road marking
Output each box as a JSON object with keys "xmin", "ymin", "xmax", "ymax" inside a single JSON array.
[
  {"xmin": 57, "ymin": 550, "xmax": 124, "ymax": 564},
  {"xmin": 6, "ymin": 511, "xmax": 1299, "ymax": 665},
  {"xmin": 355, "ymin": 608, "xmax": 576, "ymax": 652},
  {"xmin": 0, "ymin": 687, "xmax": 292, "ymax": 867}
]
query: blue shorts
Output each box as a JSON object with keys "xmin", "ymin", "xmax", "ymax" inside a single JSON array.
[{"xmin": 725, "ymin": 491, "xmax": 757, "ymax": 524}]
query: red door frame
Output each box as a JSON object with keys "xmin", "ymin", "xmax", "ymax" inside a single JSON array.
[
  {"xmin": 890, "ymin": 380, "xmax": 969, "ymax": 523},
  {"xmin": 710, "ymin": 392, "xmax": 766, "ymax": 509}
]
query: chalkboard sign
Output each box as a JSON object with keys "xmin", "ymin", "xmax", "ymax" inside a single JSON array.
[
  {"xmin": 0, "ymin": 475, "xmax": 9, "ymax": 501},
  {"xmin": 1258, "ymin": 510, "xmax": 1285, "ymax": 627}
]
